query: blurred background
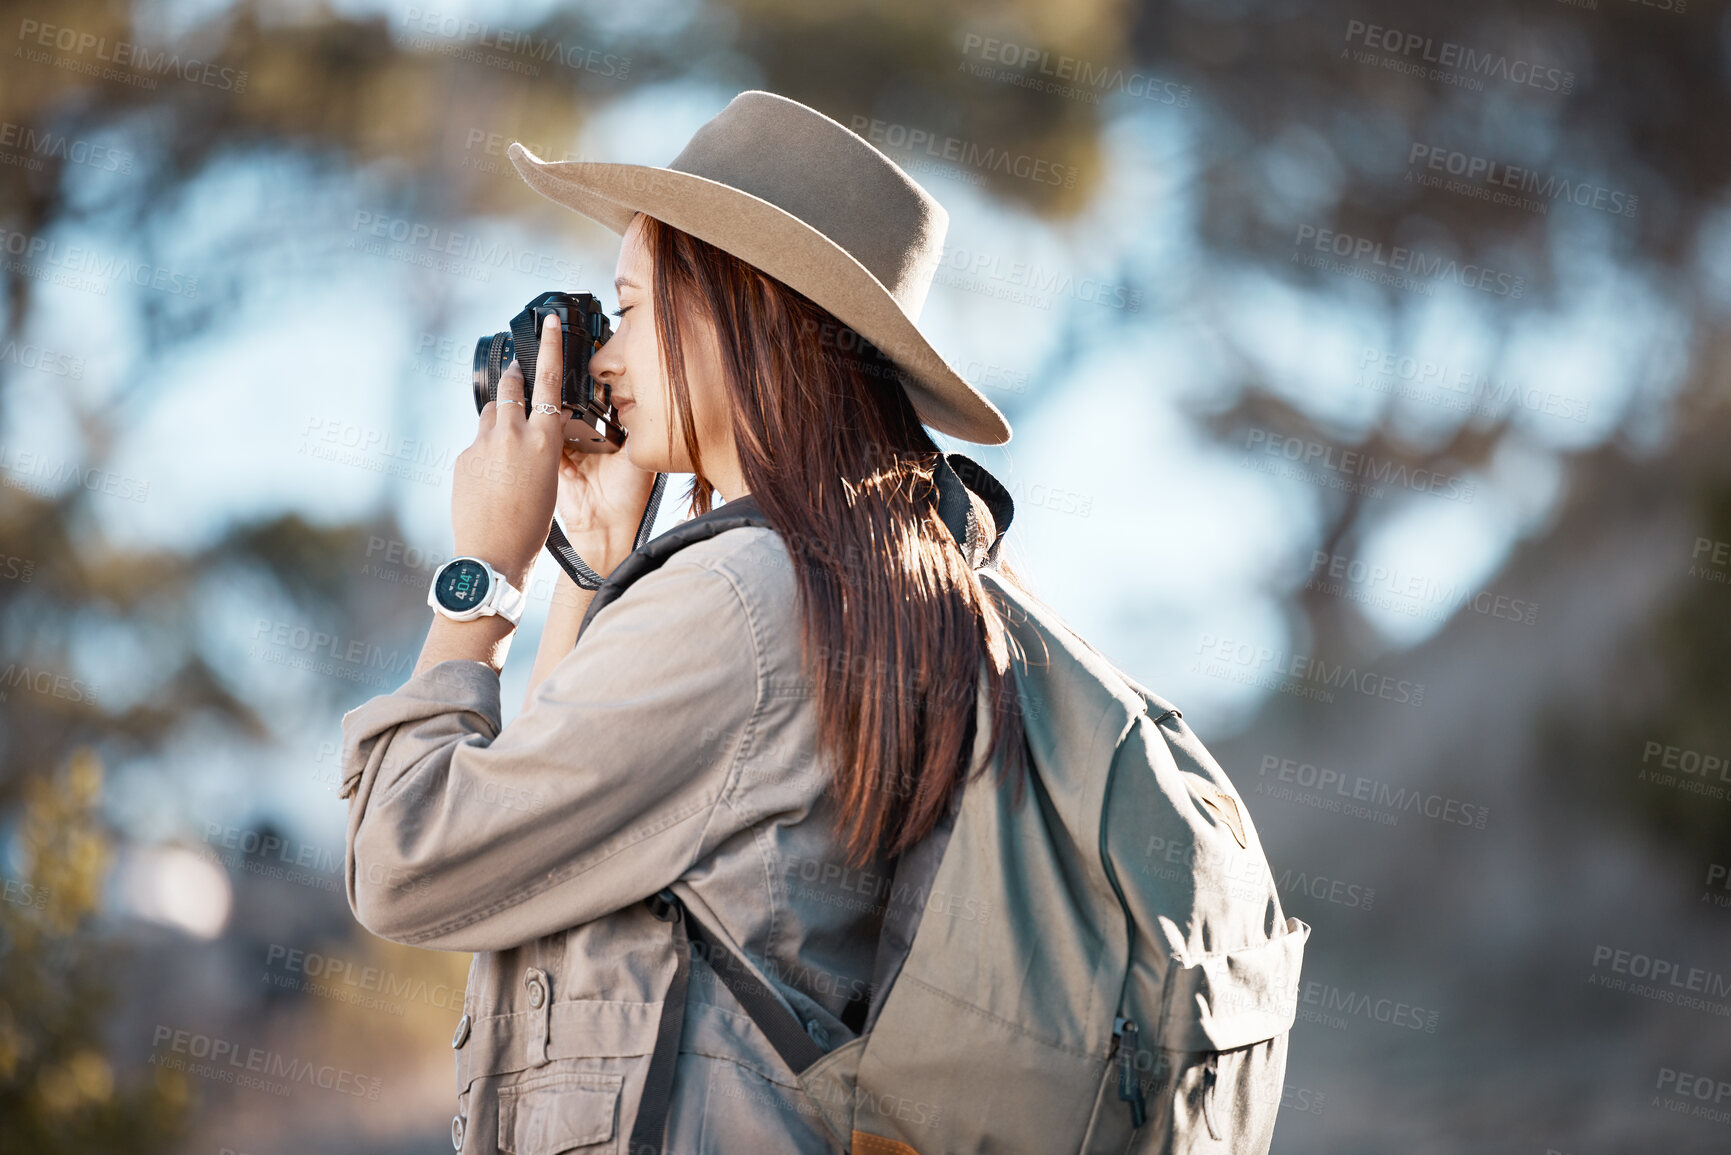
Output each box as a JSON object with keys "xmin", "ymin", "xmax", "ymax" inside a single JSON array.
[{"xmin": 2, "ymin": 0, "xmax": 1729, "ymax": 1151}]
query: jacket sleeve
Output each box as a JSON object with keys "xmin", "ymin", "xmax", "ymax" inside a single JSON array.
[{"xmin": 339, "ymin": 553, "xmax": 763, "ymax": 952}]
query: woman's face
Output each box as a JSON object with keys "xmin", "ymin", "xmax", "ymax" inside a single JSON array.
[{"xmin": 587, "ymin": 213, "xmax": 742, "ymax": 497}]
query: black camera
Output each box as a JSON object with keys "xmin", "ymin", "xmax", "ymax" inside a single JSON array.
[{"xmin": 473, "ymin": 291, "xmax": 625, "ymax": 452}]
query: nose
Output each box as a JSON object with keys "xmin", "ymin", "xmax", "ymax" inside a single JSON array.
[{"xmin": 588, "ymin": 329, "xmax": 622, "ymax": 386}]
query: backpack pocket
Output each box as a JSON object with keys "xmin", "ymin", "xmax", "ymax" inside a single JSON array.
[
  {"xmin": 1081, "ymin": 918, "xmax": 1310, "ymax": 1154},
  {"xmin": 1139, "ymin": 1036, "xmax": 1285, "ymax": 1154}
]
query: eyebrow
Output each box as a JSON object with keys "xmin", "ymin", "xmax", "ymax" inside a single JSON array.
[{"xmin": 614, "ymin": 275, "xmax": 641, "ymax": 290}]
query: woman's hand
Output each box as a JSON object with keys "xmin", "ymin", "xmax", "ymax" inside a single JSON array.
[
  {"xmin": 449, "ymin": 312, "xmax": 568, "ymax": 588},
  {"xmin": 519, "ymin": 440, "xmax": 658, "ymax": 701},
  {"xmin": 553, "ymin": 429, "xmax": 660, "ymax": 579},
  {"xmin": 519, "ymin": 363, "xmax": 660, "ymax": 702}
]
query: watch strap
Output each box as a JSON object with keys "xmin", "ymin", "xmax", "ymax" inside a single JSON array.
[{"xmin": 490, "ymin": 573, "xmax": 527, "ymax": 625}]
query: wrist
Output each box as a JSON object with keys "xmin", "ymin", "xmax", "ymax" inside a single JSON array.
[
  {"xmin": 419, "ymin": 613, "xmax": 515, "ymax": 676},
  {"xmin": 549, "ymin": 570, "xmax": 592, "ymax": 610},
  {"xmin": 562, "ymin": 532, "xmax": 633, "ymax": 579}
]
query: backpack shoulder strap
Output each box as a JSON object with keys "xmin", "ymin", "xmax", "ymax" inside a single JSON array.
[
  {"xmin": 574, "ymin": 494, "xmax": 770, "ymax": 643},
  {"xmin": 574, "ymin": 453, "xmax": 1011, "ymax": 644},
  {"xmin": 614, "ymin": 459, "xmax": 1016, "ymax": 1154}
]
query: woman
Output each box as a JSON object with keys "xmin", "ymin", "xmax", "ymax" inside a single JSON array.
[{"xmin": 340, "ymin": 90, "xmax": 1029, "ymax": 1154}]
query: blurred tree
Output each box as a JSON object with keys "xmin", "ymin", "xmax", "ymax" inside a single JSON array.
[{"xmin": 0, "ymin": 747, "xmax": 188, "ymax": 1152}]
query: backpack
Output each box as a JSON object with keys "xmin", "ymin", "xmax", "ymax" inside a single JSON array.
[{"xmin": 569, "ymin": 453, "xmax": 1312, "ymax": 1155}]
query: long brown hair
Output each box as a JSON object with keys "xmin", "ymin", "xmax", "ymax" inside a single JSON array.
[{"xmin": 638, "ymin": 214, "xmax": 1029, "ymax": 866}]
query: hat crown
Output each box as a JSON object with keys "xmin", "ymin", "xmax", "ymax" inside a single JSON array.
[{"xmin": 666, "ymin": 91, "xmax": 947, "ymax": 319}]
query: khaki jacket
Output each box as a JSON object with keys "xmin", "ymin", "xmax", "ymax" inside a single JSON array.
[{"xmin": 340, "ymin": 526, "xmax": 893, "ymax": 1154}]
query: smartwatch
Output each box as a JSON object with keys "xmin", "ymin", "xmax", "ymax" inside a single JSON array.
[{"xmin": 427, "ymin": 556, "xmax": 527, "ymax": 625}]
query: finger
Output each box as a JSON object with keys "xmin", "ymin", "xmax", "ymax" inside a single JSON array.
[
  {"xmin": 493, "ymin": 356, "xmax": 527, "ymax": 422},
  {"xmin": 530, "ymin": 312, "xmax": 565, "ymax": 428}
]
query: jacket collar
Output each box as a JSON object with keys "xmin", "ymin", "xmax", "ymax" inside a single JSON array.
[
  {"xmin": 676, "ymin": 453, "xmax": 1014, "ymax": 567},
  {"xmin": 934, "ymin": 453, "xmax": 1014, "ymax": 568}
]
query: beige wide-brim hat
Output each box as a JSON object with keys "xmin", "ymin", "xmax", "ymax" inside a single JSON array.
[{"xmin": 506, "ymin": 89, "xmax": 1011, "ymax": 445}]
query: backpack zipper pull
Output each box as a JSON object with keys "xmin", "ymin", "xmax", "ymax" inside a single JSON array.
[
  {"xmin": 1201, "ymin": 1050, "xmax": 1222, "ymax": 1140},
  {"xmin": 1113, "ymin": 1016, "xmax": 1147, "ymax": 1128}
]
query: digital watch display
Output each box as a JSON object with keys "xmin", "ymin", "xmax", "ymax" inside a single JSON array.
[
  {"xmin": 435, "ymin": 558, "xmax": 491, "ymax": 613},
  {"xmin": 427, "ymin": 556, "xmax": 526, "ymax": 625}
]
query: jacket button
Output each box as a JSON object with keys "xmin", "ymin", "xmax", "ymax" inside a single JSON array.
[
  {"xmin": 450, "ymin": 1113, "xmax": 465, "ymax": 1150},
  {"xmin": 450, "ymin": 1013, "xmax": 470, "ymax": 1049},
  {"xmin": 526, "ymin": 974, "xmax": 545, "ymax": 1009}
]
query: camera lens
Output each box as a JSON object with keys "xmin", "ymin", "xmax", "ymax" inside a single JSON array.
[
  {"xmin": 471, "ymin": 331, "xmax": 514, "ymax": 413},
  {"xmin": 467, "ymin": 295, "xmax": 623, "ymax": 452}
]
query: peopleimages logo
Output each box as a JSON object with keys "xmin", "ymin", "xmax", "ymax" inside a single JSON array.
[
  {"xmin": 1306, "ymin": 548, "xmax": 1540, "ymax": 628},
  {"xmin": 0, "ymin": 121, "xmax": 134, "ymax": 174},
  {"xmin": 16, "ymin": 19, "xmax": 250, "ymax": 92},
  {"xmin": 299, "ymin": 415, "xmax": 460, "ymax": 488},
  {"xmin": 1407, "ymin": 143, "xmax": 1637, "ymax": 218},
  {"xmin": 1293, "ymin": 224, "xmax": 1525, "ymax": 299},
  {"xmin": 349, "ymin": 211, "xmax": 582, "ymax": 282},
  {"xmin": 396, "ymin": 8, "xmax": 630, "ymax": 79},
  {"xmin": 1256, "ymin": 754, "xmax": 1489, "ymax": 829},
  {"xmin": 1356, "ymin": 346, "xmax": 1589, "ymax": 425},
  {"xmin": 149, "ymin": 1025, "xmax": 382, "ymax": 1099},
  {"xmin": 0, "ymin": 662, "xmax": 98, "ymax": 706},
  {"xmin": 0, "ymin": 227, "xmax": 200, "ymax": 298},
  {"xmin": 0, "ymin": 337, "xmax": 84, "ymax": 379},
  {"xmin": 1193, "ymin": 633, "xmax": 1427, "ymax": 708},
  {"xmin": 247, "ymin": 617, "xmax": 413, "ymax": 691},
  {"xmin": 0, "ymin": 442, "xmax": 149, "ymax": 504},
  {"xmin": 1298, "ymin": 979, "xmax": 1440, "ymax": 1033},
  {"xmin": 847, "ymin": 115, "xmax": 1078, "ymax": 188},
  {"xmin": 1341, "ymin": 19, "xmax": 1574, "ymax": 94},
  {"xmin": 1655, "ymin": 1067, "xmax": 1731, "ymax": 1127},
  {"xmin": 263, "ymin": 944, "xmax": 463, "ymax": 1014},
  {"xmin": 1244, "ymin": 428, "xmax": 1477, "ymax": 502},
  {"xmin": 934, "ymin": 243, "xmax": 1141, "ymax": 312},
  {"xmin": 1589, "ymin": 944, "xmax": 1731, "ymax": 1012},
  {"xmin": 1278, "ymin": 868, "xmax": 1376, "ymax": 912},
  {"xmin": 958, "ymin": 32, "xmax": 1191, "ymax": 108},
  {"xmin": 460, "ymin": 127, "xmax": 585, "ymax": 176}
]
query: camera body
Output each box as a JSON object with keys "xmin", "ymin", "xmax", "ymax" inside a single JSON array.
[{"xmin": 473, "ymin": 291, "xmax": 625, "ymax": 452}]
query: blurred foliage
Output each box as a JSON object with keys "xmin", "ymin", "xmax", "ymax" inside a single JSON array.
[
  {"xmin": 0, "ymin": 748, "xmax": 188, "ymax": 1152},
  {"xmin": 0, "ymin": 0, "xmax": 1726, "ymax": 1145}
]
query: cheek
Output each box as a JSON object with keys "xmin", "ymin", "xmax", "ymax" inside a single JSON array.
[
  {"xmin": 691, "ymin": 381, "xmax": 729, "ymax": 442},
  {"xmin": 627, "ymin": 329, "xmax": 666, "ymax": 411},
  {"xmin": 686, "ymin": 337, "xmax": 731, "ymax": 437}
]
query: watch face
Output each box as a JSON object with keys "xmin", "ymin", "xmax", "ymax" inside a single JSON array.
[{"xmin": 435, "ymin": 559, "xmax": 491, "ymax": 613}]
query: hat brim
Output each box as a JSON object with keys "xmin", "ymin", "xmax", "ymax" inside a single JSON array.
[{"xmin": 507, "ymin": 143, "xmax": 1011, "ymax": 446}]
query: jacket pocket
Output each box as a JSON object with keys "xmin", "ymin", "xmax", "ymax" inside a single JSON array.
[{"xmin": 496, "ymin": 1068, "xmax": 624, "ymax": 1155}]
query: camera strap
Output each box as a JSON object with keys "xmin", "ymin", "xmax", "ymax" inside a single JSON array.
[{"xmin": 542, "ymin": 470, "xmax": 670, "ymax": 590}]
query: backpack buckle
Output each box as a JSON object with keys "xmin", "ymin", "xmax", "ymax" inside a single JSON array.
[
  {"xmin": 646, "ymin": 888, "xmax": 681, "ymax": 922},
  {"xmin": 1114, "ymin": 1016, "xmax": 1147, "ymax": 1128}
]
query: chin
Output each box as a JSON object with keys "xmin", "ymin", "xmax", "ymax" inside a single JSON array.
[{"xmin": 622, "ymin": 438, "xmax": 666, "ymax": 474}]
